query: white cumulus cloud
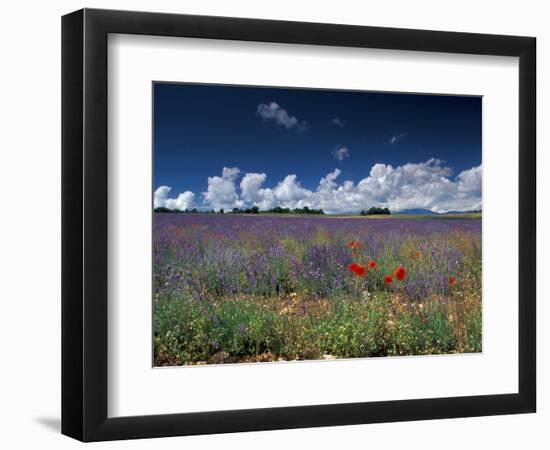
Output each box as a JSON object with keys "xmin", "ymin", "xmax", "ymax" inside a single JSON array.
[
  {"xmin": 352, "ymin": 158, "xmax": 480, "ymax": 213},
  {"xmin": 389, "ymin": 132, "xmax": 408, "ymax": 145},
  {"xmin": 240, "ymin": 173, "xmax": 278, "ymax": 210},
  {"xmin": 257, "ymin": 102, "xmax": 307, "ymax": 131},
  {"xmin": 329, "ymin": 117, "xmax": 345, "ymax": 127},
  {"xmin": 332, "ymin": 146, "xmax": 350, "ymax": 161},
  {"xmin": 272, "ymin": 174, "xmax": 312, "ymax": 208},
  {"xmin": 202, "ymin": 167, "xmax": 243, "ymax": 211},
  {"xmin": 158, "ymin": 159, "xmax": 482, "ymax": 215},
  {"xmin": 154, "ymin": 186, "xmax": 195, "ymax": 211},
  {"xmin": 240, "ymin": 172, "xmax": 267, "ymax": 203},
  {"xmin": 456, "ymin": 165, "xmax": 482, "ymax": 193}
]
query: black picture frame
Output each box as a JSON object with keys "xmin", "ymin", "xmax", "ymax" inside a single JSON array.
[{"xmin": 62, "ymin": 8, "xmax": 536, "ymax": 442}]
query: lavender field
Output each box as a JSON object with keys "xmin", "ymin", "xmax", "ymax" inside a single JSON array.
[{"xmin": 153, "ymin": 213, "xmax": 482, "ymax": 365}]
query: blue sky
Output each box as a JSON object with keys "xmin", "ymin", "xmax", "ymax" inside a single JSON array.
[{"xmin": 153, "ymin": 83, "xmax": 482, "ymax": 214}]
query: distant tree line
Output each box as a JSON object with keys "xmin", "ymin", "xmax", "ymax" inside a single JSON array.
[
  {"xmin": 154, "ymin": 207, "xmax": 200, "ymax": 214},
  {"xmin": 232, "ymin": 206, "xmax": 325, "ymax": 215},
  {"xmin": 360, "ymin": 207, "xmax": 391, "ymax": 215},
  {"xmin": 232, "ymin": 206, "xmax": 259, "ymax": 214},
  {"xmin": 154, "ymin": 206, "xmax": 325, "ymax": 215}
]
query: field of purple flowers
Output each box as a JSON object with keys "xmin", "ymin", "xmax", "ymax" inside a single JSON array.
[{"xmin": 154, "ymin": 214, "xmax": 482, "ymax": 365}]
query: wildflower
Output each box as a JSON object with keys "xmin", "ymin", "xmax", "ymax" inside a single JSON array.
[
  {"xmin": 348, "ymin": 240, "xmax": 356, "ymax": 249},
  {"xmin": 384, "ymin": 275, "xmax": 393, "ymax": 284},
  {"xmin": 394, "ymin": 266, "xmax": 407, "ymax": 281},
  {"xmin": 348, "ymin": 263, "xmax": 366, "ymax": 277},
  {"xmin": 449, "ymin": 276, "xmax": 456, "ymax": 286},
  {"xmin": 368, "ymin": 260, "xmax": 377, "ymax": 269}
]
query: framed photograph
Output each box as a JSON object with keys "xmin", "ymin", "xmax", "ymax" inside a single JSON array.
[{"xmin": 62, "ymin": 8, "xmax": 536, "ymax": 441}]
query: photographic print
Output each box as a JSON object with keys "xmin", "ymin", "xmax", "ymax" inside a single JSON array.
[{"xmin": 153, "ymin": 83, "xmax": 482, "ymax": 367}]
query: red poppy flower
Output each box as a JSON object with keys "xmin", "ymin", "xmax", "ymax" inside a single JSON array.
[
  {"xmin": 348, "ymin": 263, "xmax": 366, "ymax": 277},
  {"xmin": 449, "ymin": 276, "xmax": 456, "ymax": 286},
  {"xmin": 368, "ymin": 260, "xmax": 377, "ymax": 269},
  {"xmin": 394, "ymin": 266, "xmax": 407, "ymax": 281},
  {"xmin": 384, "ymin": 275, "xmax": 393, "ymax": 284},
  {"xmin": 348, "ymin": 240, "xmax": 355, "ymax": 249},
  {"xmin": 355, "ymin": 241, "xmax": 362, "ymax": 248}
]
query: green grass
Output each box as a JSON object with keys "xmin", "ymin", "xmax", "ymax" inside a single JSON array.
[{"xmin": 154, "ymin": 289, "xmax": 481, "ymax": 365}]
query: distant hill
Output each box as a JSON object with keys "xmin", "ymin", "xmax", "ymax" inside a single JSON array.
[
  {"xmin": 441, "ymin": 210, "xmax": 482, "ymax": 215},
  {"xmin": 393, "ymin": 208, "xmax": 481, "ymax": 215},
  {"xmin": 393, "ymin": 209, "xmax": 436, "ymax": 215}
]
